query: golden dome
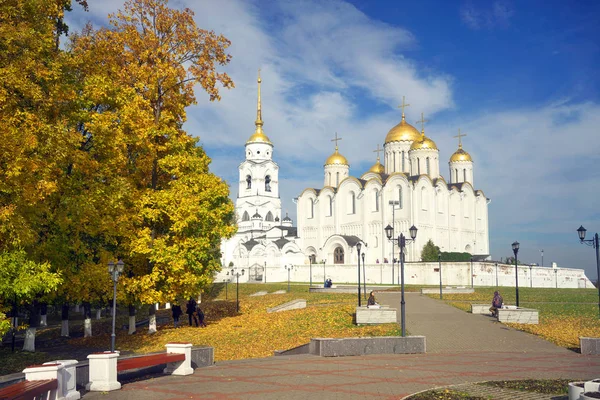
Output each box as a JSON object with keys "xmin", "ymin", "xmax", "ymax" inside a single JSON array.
[
  {"xmin": 450, "ymin": 145, "xmax": 473, "ymax": 162},
  {"xmin": 324, "ymin": 147, "xmax": 349, "ymax": 166},
  {"xmin": 246, "ymin": 130, "xmax": 272, "ymax": 145},
  {"xmin": 410, "ymin": 132, "xmax": 438, "ymax": 151},
  {"xmin": 384, "ymin": 116, "xmax": 421, "ymax": 144},
  {"xmin": 368, "ymin": 157, "xmax": 385, "ymax": 174}
]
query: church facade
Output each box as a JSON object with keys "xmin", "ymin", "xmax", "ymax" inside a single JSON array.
[
  {"xmin": 296, "ymin": 101, "xmax": 490, "ymax": 268},
  {"xmin": 219, "ymin": 73, "xmax": 303, "ymax": 282}
]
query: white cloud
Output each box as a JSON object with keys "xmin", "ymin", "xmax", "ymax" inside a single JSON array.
[{"xmin": 460, "ymin": 0, "xmax": 515, "ymax": 30}]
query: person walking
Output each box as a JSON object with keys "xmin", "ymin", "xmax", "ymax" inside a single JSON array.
[
  {"xmin": 186, "ymin": 298, "xmax": 199, "ymax": 327},
  {"xmin": 171, "ymin": 302, "xmax": 182, "ymax": 328}
]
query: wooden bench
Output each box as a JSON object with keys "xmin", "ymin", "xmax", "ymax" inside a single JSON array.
[
  {"xmin": 0, "ymin": 379, "xmax": 57, "ymax": 400},
  {"xmin": 87, "ymin": 343, "xmax": 194, "ymax": 392},
  {"xmin": 117, "ymin": 352, "xmax": 185, "ymax": 372}
]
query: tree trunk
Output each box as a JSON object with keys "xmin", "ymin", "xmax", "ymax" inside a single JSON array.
[
  {"xmin": 148, "ymin": 305, "xmax": 156, "ymax": 334},
  {"xmin": 128, "ymin": 305, "xmax": 136, "ymax": 335},
  {"xmin": 83, "ymin": 302, "xmax": 92, "ymax": 337},
  {"xmin": 61, "ymin": 303, "xmax": 69, "ymax": 337},
  {"xmin": 95, "ymin": 308, "xmax": 102, "ymax": 320},
  {"xmin": 40, "ymin": 303, "xmax": 47, "ymax": 327},
  {"xmin": 23, "ymin": 301, "xmax": 40, "ymax": 352}
]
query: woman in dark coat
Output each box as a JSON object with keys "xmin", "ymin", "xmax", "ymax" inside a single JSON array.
[{"xmin": 171, "ymin": 302, "xmax": 182, "ymax": 328}]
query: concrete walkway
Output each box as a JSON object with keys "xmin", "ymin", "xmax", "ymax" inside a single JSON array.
[{"xmin": 82, "ymin": 292, "xmax": 600, "ymax": 400}]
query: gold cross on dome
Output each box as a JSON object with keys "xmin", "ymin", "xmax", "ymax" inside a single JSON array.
[
  {"xmin": 416, "ymin": 113, "xmax": 428, "ymax": 132},
  {"xmin": 373, "ymin": 144, "xmax": 383, "ymax": 160},
  {"xmin": 453, "ymin": 128, "xmax": 467, "ymax": 147},
  {"xmin": 331, "ymin": 132, "xmax": 342, "ymax": 149},
  {"xmin": 397, "ymin": 96, "xmax": 411, "ymax": 118}
]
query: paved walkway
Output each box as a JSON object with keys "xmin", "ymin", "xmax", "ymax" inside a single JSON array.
[{"xmin": 82, "ymin": 293, "xmax": 600, "ymax": 400}]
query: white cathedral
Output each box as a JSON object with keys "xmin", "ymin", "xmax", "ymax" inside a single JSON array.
[
  {"xmin": 296, "ymin": 99, "xmax": 490, "ymax": 267},
  {"xmin": 219, "ymin": 74, "xmax": 490, "ymax": 282}
]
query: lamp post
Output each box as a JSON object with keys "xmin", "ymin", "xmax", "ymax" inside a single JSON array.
[
  {"xmin": 577, "ymin": 226, "xmax": 600, "ymax": 318},
  {"xmin": 224, "ymin": 278, "xmax": 229, "ymax": 300},
  {"xmin": 385, "ymin": 224, "xmax": 418, "ymax": 337},
  {"xmin": 356, "ymin": 242, "xmax": 362, "ymax": 307},
  {"xmin": 362, "ymin": 252, "xmax": 366, "ymax": 301},
  {"xmin": 285, "ymin": 265, "xmax": 294, "ymax": 293},
  {"xmin": 108, "ymin": 260, "xmax": 124, "ymax": 352},
  {"xmin": 540, "ymin": 249, "xmax": 544, "ymax": 267},
  {"xmin": 470, "ymin": 257, "xmax": 474, "ymax": 288},
  {"xmin": 389, "ymin": 201, "xmax": 400, "ymax": 284},
  {"xmin": 264, "ymin": 260, "xmax": 267, "ymax": 284},
  {"xmin": 529, "ymin": 264, "xmax": 533, "ymax": 288},
  {"xmin": 231, "ymin": 268, "xmax": 245, "ymax": 313},
  {"xmin": 438, "ymin": 252, "xmax": 443, "ymax": 299},
  {"xmin": 309, "ymin": 255, "xmax": 314, "ymax": 287},
  {"xmin": 512, "ymin": 241, "xmax": 520, "ymax": 307},
  {"xmin": 555, "ymin": 268, "xmax": 558, "ymax": 288},
  {"xmin": 495, "ymin": 262, "xmax": 498, "ymax": 287}
]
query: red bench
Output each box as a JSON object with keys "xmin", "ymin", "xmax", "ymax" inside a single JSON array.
[
  {"xmin": 117, "ymin": 352, "xmax": 185, "ymax": 372},
  {"xmin": 0, "ymin": 379, "xmax": 58, "ymax": 400}
]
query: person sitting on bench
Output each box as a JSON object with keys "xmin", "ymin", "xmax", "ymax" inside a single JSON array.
[
  {"xmin": 367, "ymin": 291, "xmax": 380, "ymax": 308},
  {"xmin": 489, "ymin": 291, "xmax": 503, "ymax": 317}
]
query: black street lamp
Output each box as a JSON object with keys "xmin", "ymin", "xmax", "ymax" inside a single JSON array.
[
  {"xmin": 577, "ymin": 226, "xmax": 600, "ymax": 318},
  {"xmin": 470, "ymin": 257, "xmax": 474, "ymax": 288},
  {"xmin": 438, "ymin": 252, "xmax": 443, "ymax": 299},
  {"xmin": 540, "ymin": 249, "xmax": 544, "ymax": 267},
  {"xmin": 231, "ymin": 268, "xmax": 245, "ymax": 312},
  {"xmin": 362, "ymin": 252, "xmax": 366, "ymax": 301},
  {"xmin": 512, "ymin": 241, "xmax": 520, "ymax": 307},
  {"xmin": 356, "ymin": 242, "xmax": 362, "ymax": 307},
  {"xmin": 285, "ymin": 265, "xmax": 294, "ymax": 293},
  {"xmin": 529, "ymin": 264, "xmax": 533, "ymax": 288},
  {"xmin": 385, "ymin": 224, "xmax": 418, "ymax": 337},
  {"xmin": 108, "ymin": 260, "xmax": 124, "ymax": 352},
  {"xmin": 495, "ymin": 262, "xmax": 499, "ymax": 287},
  {"xmin": 224, "ymin": 278, "xmax": 229, "ymax": 300}
]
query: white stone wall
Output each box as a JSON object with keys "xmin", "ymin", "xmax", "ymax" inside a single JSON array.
[{"xmin": 246, "ymin": 261, "xmax": 593, "ymax": 289}]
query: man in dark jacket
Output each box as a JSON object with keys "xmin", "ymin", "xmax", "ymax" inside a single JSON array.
[
  {"xmin": 171, "ymin": 302, "xmax": 182, "ymax": 328},
  {"xmin": 186, "ymin": 298, "xmax": 198, "ymax": 327}
]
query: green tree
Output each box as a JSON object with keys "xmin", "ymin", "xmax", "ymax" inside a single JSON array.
[{"xmin": 421, "ymin": 239, "xmax": 440, "ymax": 261}]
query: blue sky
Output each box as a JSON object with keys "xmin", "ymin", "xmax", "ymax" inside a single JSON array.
[{"xmin": 65, "ymin": 0, "xmax": 600, "ymax": 278}]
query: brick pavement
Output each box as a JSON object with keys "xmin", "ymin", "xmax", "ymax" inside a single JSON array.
[{"xmin": 81, "ymin": 292, "xmax": 600, "ymax": 400}]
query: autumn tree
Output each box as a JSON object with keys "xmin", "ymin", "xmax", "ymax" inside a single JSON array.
[{"xmin": 71, "ymin": 0, "xmax": 236, "ymax": 331}]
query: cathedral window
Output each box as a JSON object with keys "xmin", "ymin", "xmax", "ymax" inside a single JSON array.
[
  {"xmin": 348, "ymin": 192, "xmax": 356, "ymax": 214},
  {"xmin": 308, "ymin": 198, "xmax": 315, "ymax": 219},
  {"xmin": 426, "ymin": 157, "xmax": 430, "ymax": 175},
  {"xmin": 398, "ymin": 186, "xmax": 403, "ymax": 209},
  {"xmin": 417, "ymin": 158, "xmax": 421, "ymax": 175},
  {"xmin": 242, "ymin": 211, "xmax": 250, "ymax": 221},
  {"xmin": 334, "ymin": 247, "xmax": 344, "ymax": 264},
  {"xmin": 336, "ymin": 172, "xmax": 340, "ymax": 186},
  {"xmin": 455, "ymin": 169, "xmax": 459, "ymax": 182},
  {"xmin": 393, "ymin": 152, "xmax": 396, "ymax": 172},
  {"xmin": 328, "ymin": 172, "xmax": 331, "ymax": 186},
  {"xmin": 374, "ymin": 190, "xmax": 380, "ymax": 212},
  {"xmin": 246, "ymin": 175, "xmax": 252, "ymax": 189},
  {"xmin": 463, "ymin": 169, "xmax": 467, "ymax": 182},
  {"xmin": 328, "ymin": 196, "xmax": 333, "ymax": 216},
  {"xmin": 265, "ymin": 175, "xmax": 271, "ymax": 192},
  {"xmin": 265, "ymin": 211, "xmax": 273, "ymax": 222},
  {"xmin": 402, "ymin": 151, "xmax": 405, "ymax": 172}
]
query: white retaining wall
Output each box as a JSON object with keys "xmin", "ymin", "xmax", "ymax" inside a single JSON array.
[{"xmin": 222, "ymin": 261, "xmax": 593, "ymax": 289}]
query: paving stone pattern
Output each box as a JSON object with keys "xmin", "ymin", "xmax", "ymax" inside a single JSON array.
[{"xmin": 81, "ymin": 292, "xmax": 600, "ymax": 400}]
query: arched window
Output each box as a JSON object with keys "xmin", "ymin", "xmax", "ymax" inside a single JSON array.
[
  {"xmin": 265, "ymin": 211, "xmax": 273, "ymax": 222},
  {"xmin": 398, "ymin": 186, "xmax": 403, "ymax": 209},
  {"xmin": 242, "ymin": 211, "xmax": 250, "ymax": 221},
  {"xmin": 336, "ymin": 172, "xmax": 340, "ymax": 186},
  {"xmin": 348, "ymin": 192, "xmax": 356, "ymax": 214},
  {"xmin": 334, "ymin": 247, "xmax": 344, "ymax": 264},
  {"xmin": 265, "ymin": 175, "xmax": 271, "ymax": 192},
  {"xmin": 328, "ymin": 196, "xmax": 333, "ymax": 216},
  {"xmin": 374, "ymin": 190, "xmax": 380, "ymax": 212},
  {"xmin": 393, "ymin": 152, "xmax": 396, "ymax": 172},
  {"xmin": 417, "ymin": 158, "xmax": 421, "ymax": 175},
  {"xmin": 328, "ymin": 172, "xmax": 331, "ymax": 186},
  {"xmin": 402, "ymin": 151, "xmax": 405, "ymax": 172},
  {"xmin": 308, "ymin": 199, "xmax": 314, "ymax": 219},
  {"xmin": 426, "ymin": 157, "xmax": 430, "ymax": 175},
  {"xmin": 455, "ymin": 169, "xmax": 459, "ymax": 182},
  {"xmin": 463, "ymin": 169, "xmax": 467, "ymax": 182},
  {"xmin": 246, "ymin": 175, "xmax": 252, "ymax": 189}
]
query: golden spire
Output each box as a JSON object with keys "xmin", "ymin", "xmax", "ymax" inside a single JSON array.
[
  {"xmin": 324, "ymin": 132, "xmax": 349, "ymax": 166},
  {"xmin": 255, "ymin": 68, "xmax": 263, "ymax": 133},
  {"xmin": 453, "ymin": 128, "xmax": 467, "ymax": 149},
  {"xmin": 398, "ymin": 96, "xmax": 410, "ymax": 121},
  {"xmin": 246, "ymin": 68, "xmax": 272, "ymax": 145}
]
